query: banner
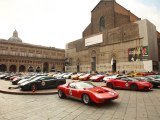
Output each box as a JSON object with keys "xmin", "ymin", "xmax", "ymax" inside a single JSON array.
[{"xmin": 128, "ymin": 46, "xmax": 148, "ymax": 61}]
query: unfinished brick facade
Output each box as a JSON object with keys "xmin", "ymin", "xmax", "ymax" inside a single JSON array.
[
  {"xmin": 66, "ymin": 0, "xmax": 158, "ymax": 72},
  {"xmin": 83, "ymin": 0, "xmax": 140, "ymax": 38}
]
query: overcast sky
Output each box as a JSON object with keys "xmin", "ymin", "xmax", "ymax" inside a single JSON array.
[{"xmin": 0, "ymin": 0, "xmax": 160, "ymax": 49}]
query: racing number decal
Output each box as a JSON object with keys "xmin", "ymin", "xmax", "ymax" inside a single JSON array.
[
  {"xmin": 41, "ymin": 81, "xmax": 45, "ymax": 86},
  {"xmin": 125, "ymin": 82, "xmax": 129, "ymax": 87},
  {"xmin": 69, "ymin": 89, "xmax": 72, "ymax": 95}
]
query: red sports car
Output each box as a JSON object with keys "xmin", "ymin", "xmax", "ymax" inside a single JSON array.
[
  {"xmin": 57, "ymin": 81, "xmax": 119, "ymax": 105},
  {"xmin": 90, "ymin": 74, "xmax": 105, "ymax": 82},
  {"xmin": 106, "ymin": 77, "xmax": 153, "ymax": 91}
]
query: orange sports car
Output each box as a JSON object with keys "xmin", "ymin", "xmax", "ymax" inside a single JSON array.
[
  {"xmin": 71, "ymin": 73, "xmax": 84, "ymax": 80},
  {"xmin": 78, "ymin": 73, "xmax": 91, "ymax": 81}
]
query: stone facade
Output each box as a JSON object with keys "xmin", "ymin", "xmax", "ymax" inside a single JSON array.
[
  {"xmin": 0, "ymin": 31, "xmax": 65, "ymax": 72},
  {"xmin": 65, "ymin": 0, "xmax": 159, "ymax": 73}
]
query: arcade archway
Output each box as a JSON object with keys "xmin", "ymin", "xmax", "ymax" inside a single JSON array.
[
  {"xmin": 9, "ymin": 65, "xmax": 17, "ymax": 72},
  {"xmin": 19, "ymin": 65, "xmax": 26, "ymax": 72},
  {"xmin": 36, "ymin": 66, "xmax": 41, "ymax": 72},
  {"xmin": 0, "ymin": 64, "xmax": 7, "ymax": 72},
  {"xmin": 28, "ymin": 66, "xmax": 34, "ymax": 72},
  {"xmin": 50, "ymin": 65, "xmax": 55, "ymax": 72}
]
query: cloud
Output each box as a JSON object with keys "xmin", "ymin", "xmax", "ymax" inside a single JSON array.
[{"xmin": 0, "ymin": 0, "xmax": 159, "ymax": 49}]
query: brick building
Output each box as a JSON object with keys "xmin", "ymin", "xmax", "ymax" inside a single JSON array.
[
  {"xmin": 0, "ymin": 30, "xmax": 65, "ymax": 72},
  {"xmin": 65, "ymin": 0, "xmax": 159, "ymax": 73}
]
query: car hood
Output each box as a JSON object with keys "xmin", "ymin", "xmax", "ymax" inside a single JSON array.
[
  {"xmin": 137, "ymin": 81, "xmax": 152, "ymax": 86},
  {"xmin": 18, "ymin": 78, "xmax": 29, "ymax": 84},
  {"xmin": 87, "ymin": 87, "xmax": 110, "ymax": 93},
  {"xmin": 20, "ymin": 81, "xmax": 31, "ymax": 86}
]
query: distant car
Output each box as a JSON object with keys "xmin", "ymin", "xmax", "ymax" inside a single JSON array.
[
  {"xmin": 148, "ymin": 75, "xmax": 160, "ymax": 79},
  {"xmin": 90, "ymin": 74, "xmax": 105, "ymax": 82},
  {"xmin": 135, "ymin": 76, "xmax": 160, "ymax": 88},
  {"xmin": 17, "ymin": 74, "xmax": 45, "ymax": 85},
  {"xmin": 106, "ymin": 77, "xmax": 153, "ymax": 91},
  {"xmin": 54, "ymin": 73, "xmax": 67, "ymax": 78},
  {"xmin": 103, "ymin": 74, "xmax": 123, "ymax": 82},
  {"xmin": 57, "ymin": 81, "xmax": 119, "ymax": 105},
  {"xmin": 140, "ymin": 72, "xmax": 156, "ymax": 76},
  {"xmin": 127, "ymin": 72, "xmax": 144, "ymax": 77},
  {"xmin": 63, "ymin": 72, "xmax": 73, "ymax": 79},
  {"xmin": 0, "ymin": 74, "xmax": 8, "ymax": 79},
  {"xmin": 19, "ymin": 76, "xmax": 66, "ymax": 91},
  {"xmin": 78, "ymin": 73, "xmax": 91, "ymax": 81},
  {"xmin": 71, "ymin": 73, "xmax": 84, "ymax": 80},
  {"xmin": 12, "ymin": 75, "xmax": 32, "ymax": 85}
]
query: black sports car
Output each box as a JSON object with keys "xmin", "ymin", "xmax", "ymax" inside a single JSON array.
[
  {"xmin": 135, "ymin": 76, "xmax": 160, "ymax": 88},
  {"xmin": 19, "ymin": 76, "xmax": 66, "ymax": 91}
]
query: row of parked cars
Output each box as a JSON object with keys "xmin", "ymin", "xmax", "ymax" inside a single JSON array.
[
  {"xmin": 42, "ymin": 72, "xmax": 160, "ymax": 91},
  {"xmin": 1, "ymin": 71, "xmax": 160, "ymax": 90},
  {"xmin": 0, "ymin": 72, "xmax": 66, "ymax": 91},
  {"xmin": 0, "ymin": 71, "xmax": 160, "ymax": 105},
  {"xmin": 51, "ymin": 72, "xmax": 160, "ymax": 89},
  {"xmin": 56, "ymin": 72, "xmax": 160, "ymax": 104}
]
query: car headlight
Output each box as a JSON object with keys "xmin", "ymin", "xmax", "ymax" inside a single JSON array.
[
  {"xmin": 95, "ymin": 93, "xmax": 102, "ymax": 98},
  {"xmin": 108, "ymin": 91, "xmax": 115, "ymax": 96}
]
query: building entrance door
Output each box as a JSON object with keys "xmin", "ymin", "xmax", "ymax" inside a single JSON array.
[
  {"xmin": 77, "ymin": 64, "xmax": 80, "ymax": 72},
  {"xmin": 112, "ymin": 60, "xmax": 116, "ymax": 72},
  {"xmin": 91, "ymin": 57, "xmax": 96, "ymax": 72},
  {"xmin": 43, "ymin": 62, "xmax": 49, "ymax": 73}
]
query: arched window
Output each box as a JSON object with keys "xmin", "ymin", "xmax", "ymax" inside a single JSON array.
[{"xmin": 99, "ymin": 16, "xmax": 105, "ymax": 32}]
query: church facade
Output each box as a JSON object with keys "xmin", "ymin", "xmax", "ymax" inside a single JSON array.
[
  {"xmin": 0, "ymin": 30, "xmax": 65, "ymax": 72},
  {"xmin": 65, "ymin": 0, "xmax": 159, "ymax": 73}
]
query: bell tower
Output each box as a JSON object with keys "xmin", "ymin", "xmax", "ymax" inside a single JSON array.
[{"xmin": 13, "ymin": 30, "xmax": 18, "ymax": 37}]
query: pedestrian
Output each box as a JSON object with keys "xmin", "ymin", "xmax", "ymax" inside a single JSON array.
[{"xmin": 32, "ymin": 84, "xmax": 36, "ymax": 93}]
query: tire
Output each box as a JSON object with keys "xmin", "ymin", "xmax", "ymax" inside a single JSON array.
[
  {"xmin": 82, "ymin": 94, "xmax": 91, "ymax": 105},
  {"xmin": 58, "ymin": 89, "xmax": 66, "ymax": 98},
  {"xmin": 107, "ymin": 83, "xmax": 113, "ymax": 89},
  {"xmin": 130, "ymin": 84, "xmax": 138, "ymax": 91},
  {"xmin": 153, "ymin": 84, "xmax": 158, "ymax": 88}
]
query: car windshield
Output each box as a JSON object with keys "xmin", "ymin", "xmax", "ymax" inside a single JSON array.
[
  {"xmin": 120, "ymin": 77, "xmax": 138, "ymax": 81},
  {"xmin": 137, "ymin": 77, "xmax": 150, "ymax": 81},
  {"xmin": 127, "ymin": 77, "xmax": 139, "ymax": 81},
  {"xmin": 75, "ymin": 82, "xmax": 96, "ymax": 89}
]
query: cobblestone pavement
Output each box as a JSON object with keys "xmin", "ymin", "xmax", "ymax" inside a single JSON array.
[{"xmin": 0, "ymin": 87, "xmax": 160, "ymax": 120}]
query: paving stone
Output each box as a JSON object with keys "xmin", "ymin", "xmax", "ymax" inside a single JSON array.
[{"xmin": 0, "ymin": 80, "xmax": 160, "ymax": 120}]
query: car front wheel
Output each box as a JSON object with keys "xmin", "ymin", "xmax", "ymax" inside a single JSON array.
[
  {"xmin": 130, "ymin": 84, "xmax": 138, "ymax": 91},
  {"xmin": 107, "ymin": 83, "xmax": 113, "ymax": 89},
  {"xmin": 82, "ymin": 94, "xmax": 91, "ymax": 105},
  {"xmin": 58, "ymin": 89, "xmax": 66, "ymax": 98}
]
